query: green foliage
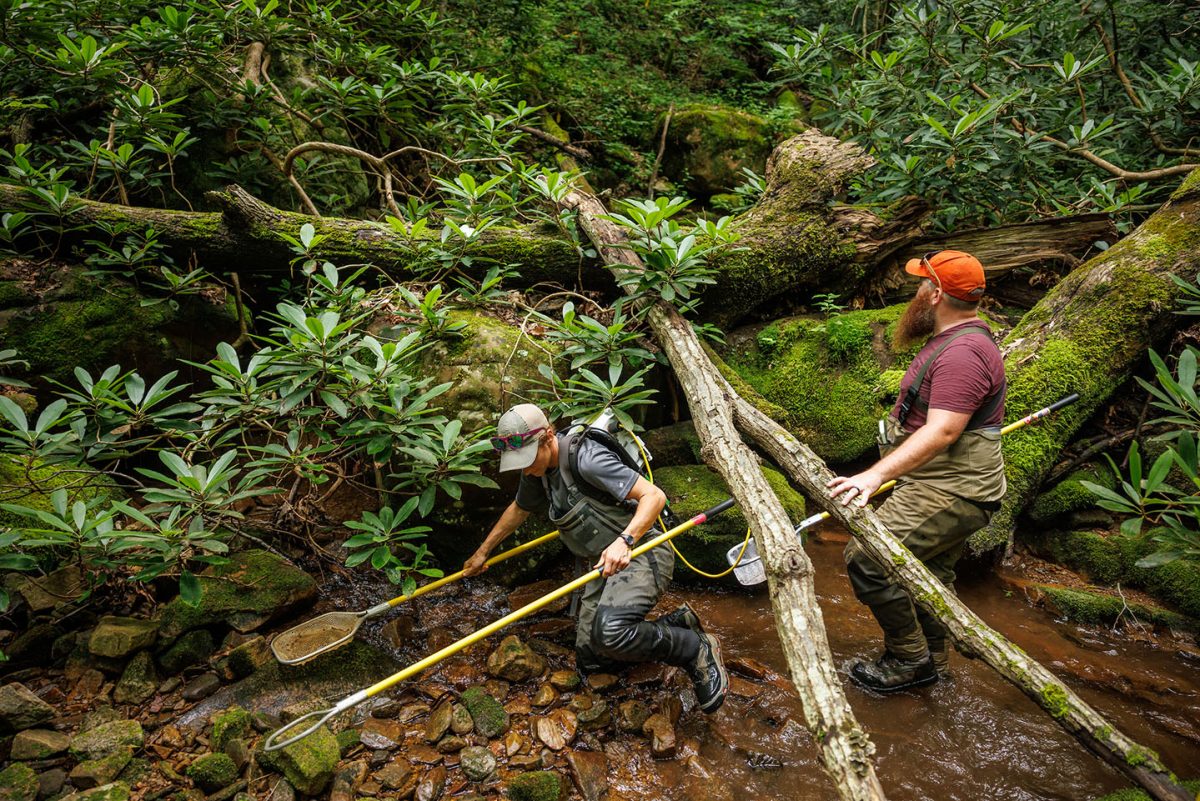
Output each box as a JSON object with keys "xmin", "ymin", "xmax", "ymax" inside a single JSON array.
[{"xmin": 771, "ymin": 2, "xmax": 1200, "ymax": 229}]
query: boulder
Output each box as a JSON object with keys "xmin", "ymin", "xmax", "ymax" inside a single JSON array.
[
  {"xmin": 114, "ymin": 651, "xmax": 157, "ymax": 705},
  {"xmin": 460, "ymin": 687, "xmax": 509, "ymax": 739},
  {"xmin": 486, "ymin": 636, "xmax": 545, "ymax": 682},
  {"xmin": 69, "ymin": 719, "xmax": 144, "ymax": 760},
  {"xmin": 10, "ymin": 728, "xmax": 70, "ymax": 759},
  {"xmin": 505, "ymin": 771, "xmax": 562, "ymax": 801},
  {"xmin": 69, "ymin": 748, "xmax": 132, "ymax": 790},
  {"xmin": 157, "ymin": 550, "xmax": 315, "ymax": 638},
  {"xmin": 566, "ymin": 750, "xmax": 608, "ymax": 801},
  {"xmin": 36, "ymin": 768, "xmax": 66, "ymax": 799},
  {"xmin": 211, "ymin": 707, "xmax": 253, "ymax": 752},
  {"xmin": 186, "ymin": 753, "xmax": 239, "ymax": 793},
  {"xmin": 182, "ymin": 672, "xmax": 222, "ymax": 701},
  {"xmin": 0, "ymin": 682, "xmax": 54, "ymax": 731},
  {"xmin": 659, "ymin": 104, "xmax": 781, "ymax": 199},
  {"xmin": 16, "ymin": 565, "xmax": 85, "ymax": 611},
  {"xmin": 215, "ymin": 635, "xmax": 272, "ymax": 680},
  {"xmin": 88, "ymin": 617, "xmax": 159, "ymax": 660},
  {"xmin": 459, "ymin": 745, "xmax": 497, "ymax": 782},
  {"xmin": 0, "ymin": 763, "xmax": 38, "ymax": 801},
  {"xmin": 58, "ymin": 783, "xmax": 131, "ymax": 801},
  {"xmin": 158, "ymin": 629, "xmax": 215, "ymax": 674},
  {"xmin": 257, "ymin": 723, "xmax": 339, "ymax": 796}
]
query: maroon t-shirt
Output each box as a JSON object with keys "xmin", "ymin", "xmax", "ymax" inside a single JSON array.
[{"xmin": 892, "ymin": 321, "xmax": 1006, "ymax": 432}]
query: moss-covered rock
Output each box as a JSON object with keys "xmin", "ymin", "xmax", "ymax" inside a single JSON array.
[
  {"xmin": 506, "ymin": 771, "xmax": 562, "ymax": 801},
  {"xmin": 720, "ymin": 307, "xmax": 910, "ymax": 463},
  {"xmin": 0, "ymin": 762, "xmax": 38, "ymax": 801},
  {"xmin": 1028, "ymin": 465, "xmax": 1115, "ymax": 523},
  {"xmin": 69, "ymin": 748, "xmax": 133, "ymax": 790},
  {"xmin": 114, "ymin": 651, "xmax": 158, "ymax": 705},
  {"xmin": 69, "ymin": 719, "xmax": 144, "ymax": 761},
  {"xmin": 660, "ymin": 104, "xmax": 781, "ymax": 199},
  {"xmin": 257, "ymin": 723, "xmax": 339, "ymax": 796},
  {"xmin": 0, "ymin": 261, "xmax": 238, "ymax": 387},
  {"xmin": 186, "ymin": 753, "xmax": 239, "ymax": 793},
  {"xmin": 210, "ymin": 707, "xmax": 253, "ymax": 753},
  {"xmin": 158, "ymin": 629, "xmax": 215, "ymax": 674},
  {"xmin": 0, "ymin": 455, "xmax": 117, "ymax": 533},
  {"xmin": 156, "ymin": 550, "xmax": 316, "ymax": 638},
  {"xmin": 1036, "ymin": 585, "xmax": 1195, "ymax": 630},
  {"xmin": 89, "ymin": 617, "xmax": 159, "ymax": 659},
  {"xmin": 59, "ymin": 782, "xmax": 132, "ymax": 801},
  {"xmin": 1092, "ymin": 778, "xmax": 1200, "ymax": 801},
  {"xmin": 640, "ymin": 421, "xmax": 703, "ymax": 467},
  {"xmin": 461, "ymin": 686, "xmax": 509, "ymax": 739},
  {"xmin": 654, "ymin": 463, "xmax": 806, "ymax": 580}
]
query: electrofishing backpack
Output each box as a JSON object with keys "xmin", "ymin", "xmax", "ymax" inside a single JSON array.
[{"xmin": 558, "ymin": 408, "xmax": 651, "ymax": 506}]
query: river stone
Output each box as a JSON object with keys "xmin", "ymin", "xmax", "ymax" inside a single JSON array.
[
  {"xmin": 548, "ymin": 670, "xmax": 580, "ymax": 692},
  {"xmin": 460, "ymin": 687, "xmax": 508, "ymax": 738},
  {"xmin": 181, "ymin": 672, "xmax": 221, "ymax": 701},
  {"xmin": 485, "ymin": 635, "xmax": 545, "ymax": 682},
  {"xmin": 156, "ymin": 550, "xmax": 317, "ymax": 638},
  {"xmin": 506, "ymin": 771, "xmax": 561, "ymax": 801},
  {"xmin": 158, "ymin": 629, "xmax": 215, "ymax": 674},
  {"xmin": 0, "ymin": 682, "xmax": 55, "ymax": 731},
  {"xmin": 186, "ymin": 752, "xmax": 238, "ymax": 793},
  {"xmin": 329, "ymin": 760, "xmax": 366, "ymax": 801},
  {"xmin": 531, "ymin": 684, "xmax": 556, "ymax": 707},
  {"xmin": 37, "ymin": 768, "xmax": 66, "ymax": 798},
  {"xmin": 69, "ymin": 747, "xmax": 132, "ymax": 790},
  {"xmin": 59, "ymin": 783, "xmax": 131, "ymax": 801},
  {"xmin": 17, "ymin": 565, "xmax": 85, "ymax": 611},
  {"xmin": 508, "ymin": 753, "xmax": 543, "ymax": 770},
  {"xmin": 0, "ymin": 763, "xmax": 37, "ymax": 801},
  {"xmin": 225, "ymin": 738, "xmax": 250, "ymax": 771},
  {"xmin": 88, "ymin": 617, "xmax": 159, "ymax": 659},
  {"xmin": 257, "ymin": 723, "xmax": 339, "ymax": 796},
  {"xmin": 376, "ymin": 760, "xmax": 416, "ymax": 793},
  {"xmin": 265, "ymin": 778, "xmax": 295, "ymax": 801},
  {"xmin": 415, "ymin": 765, "xmax": 446, "ymax": 801},
  {"xmin": 576, "ymin": 699, "xmax": 610, "ymax": 731},
  {"xmin": 616, "ymin": 699, "xmax": 651, "ymax": 733},
  {"xmin": 642, "ymin": 713, "xmax": 676, "ymax": 758},
  {"xmin": 506, "ymin": 581, "xmax": 570, "ymax": 614},
  {"xmin": 584, "ymin": 673, "xmax": 618, "ymax": 693},
  {"xmin": 360, "ymin": 717, "xmax": 403, "ymax": 750},
  {"xmin": 459, "ymin": 746, "xmax": 497, "ymax": 782},
  {"xmin": 80, "ymin": 705, "xmax": 124, "ymax": 734},
  {"xmin": 113, "ymin": 651, "xmax": 157, "ymax": 705},
  {"xmin": 10, "ymin": 728, "xmax": 70, "ymax": 759},
  {"xmin": 211, "ymin": 707, "xmax": 253, "ymax": 752},
  {"xmin": 449, "ymin": 703, "xmax": 473, "ymax": 735},
  {"xmin": 7, "ymin": 622, "xmax": 63, "ymax": 665},
  {"xmin": 424, "ymin": 699, "xmax": 453, "ymax": 743},
  {"xmin": 215, "ymin": 635, "xmax": 272, "ymax": 680},
  {"xmin": 70, "ymin": 719, "xmax": 144, "ymax": 760},
  {"xmin": 435, "ymin": 735, "xmax": 468, "ymax": 753},
  {"xmin": 567, "ymin": 750, "xmax": 608, "ymax": 801}
]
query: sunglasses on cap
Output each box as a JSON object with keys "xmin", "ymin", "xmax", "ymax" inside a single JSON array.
[
  {"xmin": 490, "ymin": 427, "xmax": 546, "ymax": 452},
  {"xmin": 921, "ymin": 250, "xmax": 944, "ymax": 293}
]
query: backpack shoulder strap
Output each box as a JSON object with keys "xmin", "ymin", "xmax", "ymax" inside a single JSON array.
[
  {"xmin": 564, "ymin": 427, "xmax": 646, "ymax": 504},
  {"xmin": 897, "ymin": 322, "xmax": 994, "ymax": 429}
]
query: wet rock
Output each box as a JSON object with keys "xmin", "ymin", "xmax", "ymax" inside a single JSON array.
[
  {"xmin": 503, "ymin": 730, "xmax": 525, "ymax": 757},
  {"xmin": 416, "ymin": 765, "xmax": 446, "ymax": 801},
  {"xmin": 436, "ymin": 735, "xmax": 468, "ymax": 753},
  {"xmin": 59, "ymin": 783, "xmax": 131, "ymax": 801},
  {"xmin": 158, "ymin": 676, "xmax": 182, "ymax": 695},
  {"xmin": 0, "ymin": 763, "xmax": 38, "ymax": 801},
  {"xmin": 397, "ymin": 701, "xmax": 431, "ymax": 722},
  {"xmin": 376, "ymin": 760, "xmax": 416, "ymax": 793},
  {"xmin": 181, "ymin": 672, "xmax": 221, "ymax": 701},
  {"xmin": 360, "ymin": 716, "xmax": 403, "ymax": 750},
  {"xmin": 80, "ymin": 705, "xmax": 123, "ymax": 733},
  {"xmin": 506, "ymin": 771, "xmax": 562, "ymax": 801},
  {"xmin": 8, "ymin": 622, "xmax": 64, "ymax": 665},
  {"xmin": 616, "ymin": 699, "xmax": 651, "ymax": 733},
  {"xmin": 265, "ymin": 777, "xmax": 295, "ymax": 801},
  {"xmin": 661, "ymin": 695, "xmax": 684, "ymax": 725},
  {"xmin": 425, "ymin": 699, "xmax": 453, "ymax": 743},
  {"xmin": 527, "ymin": 638, "xmax": 572, "ymax": 659},
  {"xmin": 88, "ymin": 617, "xmax": 158, "ymax": 660},
  {"xmin": 727, "ymin": 656, "xmax": 774, "ymax": 681},
  {"xmin": 548, "ymin": 671, "xmax": 580, "ymax": 692},
  {"xmin": 459, "ymin": 746, "xmax": 497, "ymax": 782},
  {"xmin": 72, "ymin": 669, "xmax": 106, "ymax": 699},
  {"xmin": 567, "ymin": 750, "xmax": 608, "ymax": 801},
  {"xmin": 728, "ymin": 675, "xmax": 763, "ymax": 701},
  {"xmin": 329, "ymin": 760, "xmax": 366, "ymax": 801},
  {"xmin": 525, "ymin": 618, "xmax": 575, "ymax": 641},
  {"xmin": 642, "ymin": 713, "xmax": 676, "ymax": 758},
  {"xmin": 211, "ymin": 706, "xmax": 253, "ymax": 752},
  {"xmin": 507, "ymin": 581, "xmax": 570, "ymax": 614},
  {"xmin": 10, "ymin": 728, "xmax": 70, "ymax": 759},
  {"xmin": 576, "ymin": 699, "xmax": 610, "ymax": 732},
  {"xmin": 0, "ymin": 682, "xmax": 55, "ymax": 731},
  {"xmin": 505, "ymin": 695, "xmax": 532, "ymax": 716},
  {"xmin": 70, "ymin": 747, "xmax": 133, "ymax": 789},
  {"xmin": 113, "ymin": 651, "xmax": 157, "ymax": 705},
  {"xmin": 585, "ymin": 673, "xmax": 618, "ymax": 693},
  {"xmin": 625, "ymin": 663, "xmax": 666, "ymax": 686},
  {"xmin": 427, "ymin": 628, "xmax": 456, "ymax": 651},
  {"xmin": 224, "ymin": 737, "xmax": 250, "ymax": 771},
  {"xmin": 36, "ymin": 768, "xmax": 66, "ymax": 798},
  {"xmin": 449, "ymin": 703, "xmax": 473, "ymax": 735},
  {"xmin": 381, "ymin": 614, "xmax": 416, "ymax": 650},
  {"xmin": 406, "ymin": 743, "xmax": 443, "ymax": 765},
  {"xmin": 157, "ymin": 550, "xmax": 317, "ymax": 639},
  {"xmin": 17, "ymin": 565, "xmax": 85, "ymax": 612},
  {"xmin": 257, "ymin": 723, "xmax": 339, "ymax": 796},
  {"xmin": 461, "ymin": 687, "xmax": 509, "ymax": 739},
  {"xmin": 215, "ymin": 635, "xmax": 272, "ymax": 681},
  {"xmin": 508, "ymin": 753, "xmax": 544, "ymax": 770},
  {"xmin": 486, "ymin": 636, "xmax": 545, "ymax": 682},
  {"xmin": 158, "ymin": 629, "xmax": 215, "ymax": 674},
  {"xmin": 532, "ymin": 684, "xmax": 557, "ymax": 707},
  {"xmin": 680, "ymin": 755, "xmax": 734, "ymax": 801},
  {"xmin": 483, "ymin": 679, "xmax": 510, "ymax": 701},
  {"xmin": 70, "ymin": 719, "xmax": 144, "ymax": 760},
  {"xmin": 534, "ymin": 709, "xmax": 576, "ymax": 751}
]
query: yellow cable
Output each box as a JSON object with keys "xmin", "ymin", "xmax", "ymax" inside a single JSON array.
[{"xmin": 628, "ymin": 425, "xmax": 751, "ymax": 579}]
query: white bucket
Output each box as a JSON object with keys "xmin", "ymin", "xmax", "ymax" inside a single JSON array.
[{"xmin": 726, "ymin": 538, "xmax": 766, "ymax": 586}]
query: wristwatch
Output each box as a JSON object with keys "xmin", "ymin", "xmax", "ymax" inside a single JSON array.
[{"xmin": 620, "ymin": 533, "xmax": 636, "ymax": 548}]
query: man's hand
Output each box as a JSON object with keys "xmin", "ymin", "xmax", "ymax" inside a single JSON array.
[
  {"xmin": 593, "ymin": 538, "xmax": 632, "ymax": 577},
  {"xmin": 827, "ymin": 469, "xmax": 885, "ymax": 508},
  {"xmin": 462, "ymin": 550, "xmax": 489, "ymax": 577}
]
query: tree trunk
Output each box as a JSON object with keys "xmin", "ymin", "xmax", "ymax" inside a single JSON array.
[
  {"xmin": 721, "ymin": 378, "xmax": 1192, "ymax": 801},
  {"xmin": 565, "ymin": 189, "xmax": 889, "ymax": 801},
  {"xmin": 980, "ymin": 171, "xmax": 1200, "ymax": 550}
]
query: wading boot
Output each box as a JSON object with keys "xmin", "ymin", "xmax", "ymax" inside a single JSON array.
[
  {"xmin": 928, "ymin": 639, "xmax": 951, "ymax": 678},
  {"xmin": 850, "ymin": 651, "xmax": 938, "ymax": 693},
  {"xmin": 687, "ymin": 633, "xmax": 729, "ymax": 713},
  {"xmin": 659, "ymin": 602, "xmax": 704, "ymax": 635}
]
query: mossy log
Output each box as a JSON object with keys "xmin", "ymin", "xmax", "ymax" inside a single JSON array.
[
  {"xmin": 981, "ymin": 171, "xmax": 1200, "ymax": 551},
  {"xmin": 725, "ymin": 377, "xmax": 1192, "ymax": 801},
  {"xmin": 565, "ymin": 188, "xmax": 888, "ymax": 801}
]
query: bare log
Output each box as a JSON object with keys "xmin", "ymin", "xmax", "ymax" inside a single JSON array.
[
  {"xmin": 722, "ymin": 380, "xmax": 1192, "ymax": 801},
  {"xmin": 566, "ymin": 187, "xmax": 888, "ymax": 801}
]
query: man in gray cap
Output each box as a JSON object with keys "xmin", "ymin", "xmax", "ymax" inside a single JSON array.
[{"xmin": 464, "ymin": 403, "xmax": 729, "ymax": 713}]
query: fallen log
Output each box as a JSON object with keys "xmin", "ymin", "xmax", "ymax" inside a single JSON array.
[{"xmin": 565, "ymin": 187, "xmax": 889, "ymax": 801}]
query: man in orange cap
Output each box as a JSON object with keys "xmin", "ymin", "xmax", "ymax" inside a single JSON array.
[{"xmin": 828, "ymin": 250, "xmax": 1006, "ymax": 692}]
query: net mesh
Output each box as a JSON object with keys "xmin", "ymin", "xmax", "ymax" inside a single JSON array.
[{"xmin": 271, "ymin": 611, "xmax": 362, "ymax": 664}]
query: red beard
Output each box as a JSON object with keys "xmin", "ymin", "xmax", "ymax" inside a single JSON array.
[{"xmin": 893, "ymin": 290, "xmax": 936, "ymax": 352}]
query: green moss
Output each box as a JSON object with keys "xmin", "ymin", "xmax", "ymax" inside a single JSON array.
[
  {"xmin": 654, "ymin": 463, "xmax": 805, "ymax": 579},
  {"xmin": 210, "ymin": 707, "xmax": 252, "ymax": 753},
  {"xmin": 1092, "ymin": 778, "xmax": 1200, "ymax": 801},
  {"xmin": 0, "ymin": 763, "xmax": 38, "ymax": 800},
  {"xmin": 0, "ymin": 455, "xmax": 117, "ymax": 529},
  {"xmin": 1037, "ymin": 585, "xmax": 1196, "ymax": 631},
  {"xmin": 186, "ymin": 753, "xmax": 238, "ymax": 792},
  {"xmin": 461, "ymin": 686, "xmax": 509, "ymax": 739},
  {"xmin": 257, "ymin": 724, "xmax": 339, "ymax": 796},
  {"xmin": 158, "ymin": 629, "xmax": 215, "ymax": 674},
  {"xmin": 1039, "ymin": 682, "xmax": 1072, "ymax": 720},
  {"xmin": 1028, "ymin": 465, "xmax": 1115, "ymax": 522},
  {"xmin": 335, "ymin": 728, "xmax": 360, "ymax": 755},
  {"xmin": 1124, "ymin": 744, "xmax": 1156, "ymax": 768},
  {"xmin": 660, "ymin": 104, "xmax": 777, "ymax": 198},
  {"xmin": 506, "ymin": 771, "xmax": 562, "ymax": 801}
]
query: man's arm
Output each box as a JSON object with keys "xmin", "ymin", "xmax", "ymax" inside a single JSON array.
[
  {"xmin": 827, "ymin": 407, "xmax": 971, "ymax": 507},
  {"xmin": 463, "ymin": 501, "xmax": 532, "ymax": 576},
  {"xmin": 593, "ymin": 476, "xmax": 667, "ymax": 577}
]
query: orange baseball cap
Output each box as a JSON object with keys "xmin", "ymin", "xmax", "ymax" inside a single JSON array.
[{"xmin": 904, "ymin": 250, "xmax": 986, "ymax": 302}]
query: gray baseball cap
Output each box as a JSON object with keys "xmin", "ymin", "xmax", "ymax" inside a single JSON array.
[{"xmin": 496, "ymin": 403, "xmax": 550, "ymax": 472}]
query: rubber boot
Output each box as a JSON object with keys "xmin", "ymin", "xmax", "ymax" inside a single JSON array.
[
  {"xmin": 849, "ymin": 651, "xmax": 938, "ymax": 693},
  {"xmin": 686, "ymin": 633, "xmax": 729, "ymax": 713},
  {"xmin": 927, "ymin": 637, "xmax": 951, "ymax": 678},
  {"xmin": 659, "ymin": 602, "xmax": 704, "ymax": 635}
]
